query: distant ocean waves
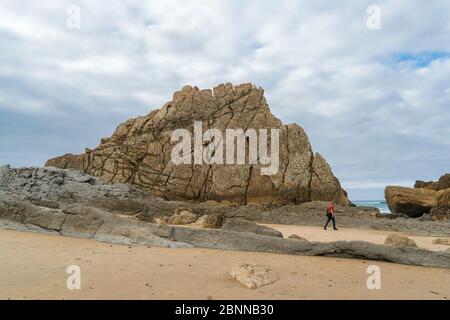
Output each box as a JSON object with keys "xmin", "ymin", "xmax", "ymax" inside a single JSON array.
[{"xmin": 352, "ymin": 200, "xmax": 391, "ymax": 214}]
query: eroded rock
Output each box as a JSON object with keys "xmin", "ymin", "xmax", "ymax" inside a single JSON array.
[
  {"xmin": 230, "ymin": 263, "xmax": 279, "ymax": 289},
  {"xmin": 385, "ymin": 186, "xmax": 436, "ymax": 217}
]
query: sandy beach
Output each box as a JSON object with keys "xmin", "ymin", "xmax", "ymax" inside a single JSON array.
[
  {"xmin": 263, "ymin": 224, "xmax": 449, "ymax": 251},
  {"xmin": 1, "ymin": 229, "xmax": 449, "ymax": 300}
]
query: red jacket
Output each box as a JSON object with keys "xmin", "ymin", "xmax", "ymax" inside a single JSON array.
[{"xmin": 327, "ymin": 204, "xmax": 334, "ymax": 215}]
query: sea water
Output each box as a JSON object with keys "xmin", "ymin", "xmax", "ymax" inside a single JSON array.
[{"xmin": 352, "ymin": 200, "xmax": 391, "ymax": 214}]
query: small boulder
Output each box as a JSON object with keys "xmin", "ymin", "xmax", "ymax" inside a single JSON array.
[
  {"xmin": 288, "ymin": 234, "xmax": 308, "ymax": 241},
  {"xmin": 230, "ymin": 263, "xmax": 279, "ymax": 289},
  {"xmin": 384, "ymin": 233, "xmax": 417, "ymax": 248},
  {"xmin": 221, "ymin": 218, "xmax": 283, "ymax": 237},
  {"xmin": 201, "ymin": 213, "xmax": 225, "ymax": 229}
]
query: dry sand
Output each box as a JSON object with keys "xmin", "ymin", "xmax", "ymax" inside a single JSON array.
[
  {"xmin": 1, "ymin": 229, "xmax": 449, "ymax": 300},
  {"xmin": 263, "ymin": 224, "xmax": 450, "ymax": 251}
]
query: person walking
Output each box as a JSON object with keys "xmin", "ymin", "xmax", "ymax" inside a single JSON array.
[{"xmin": 324, "ymin": 202, "xmax": 338, "ymax": 230}]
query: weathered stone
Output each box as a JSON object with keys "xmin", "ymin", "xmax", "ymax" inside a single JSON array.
[
  {"xmin": 384, "ymin": 233, "xmax": 417, "ymax": 248},
  {"xmin": 385, "ymin": 186, "xmax": 436, "ymax": 217},
  {"xmin": 45, "ymin": 83, "xmax": 350, "ymax": 206},
  {"xmin": 1, "ymin": 202, "xmax": 450, "ymax": 268},
  {"xmin": 414, "ymin": 180, "xmax": 437, "ymax": 190},
  {"xmin": 221, "ymin": 218, "xmax": 283, "ymax": 237},
  {"xmin": 230, "ymin": 263, "xmax": 279, "ymax": 289}
]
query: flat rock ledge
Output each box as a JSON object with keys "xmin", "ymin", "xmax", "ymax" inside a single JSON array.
[{"xmin": 1, "ymin": 214, "xmax": 449, "ymax": 269}]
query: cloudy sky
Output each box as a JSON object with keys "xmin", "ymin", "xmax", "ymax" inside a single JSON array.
[{"xmin": 1, "ymin": 0, "xmax": 449, "ymax": 200}]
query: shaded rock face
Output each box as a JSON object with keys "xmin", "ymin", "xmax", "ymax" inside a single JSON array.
[
  {"xmin": 46, "ymin": 83, "xmax": 350, "ymax": 206},
  {"xmin": 385, "ymin": 186, "xmax": 436, "ymax": 217}
]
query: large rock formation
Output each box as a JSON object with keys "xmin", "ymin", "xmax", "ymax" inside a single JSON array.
[
  {"xmin": 45, "ymin": 83, "xmax": 350, "ymax": 206},
  {"xmin": 386, "ymin": 173, "xmax": 450, "ymax": 220},
  {"xmin": 384, "ymin": 233, "xmax": 417, "ymax": 248},
  {"xmin": 385, "ymin": 186, "xmax": 437, "ymax": 217}
]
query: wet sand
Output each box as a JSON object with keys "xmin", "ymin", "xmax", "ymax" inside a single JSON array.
[{"xmin": 0, "ymin": 229, "xmax": 449, "ymax": 300}]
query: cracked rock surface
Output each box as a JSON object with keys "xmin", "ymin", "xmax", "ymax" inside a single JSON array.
[{"xmin": 45, "ymin": 83, "xmax": 350, "ymax": 206}]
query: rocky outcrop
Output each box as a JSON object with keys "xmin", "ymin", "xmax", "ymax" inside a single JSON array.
[
  {"xmin": 384, "ymin": 233, "xmax": 417, "ymax": 248},
  {"xmin": 0, "ymin": 167, "xmax": 449, "ymax": 268},
  {"xmin": 2, "ymin": 165, "xmax": 450, "ymax": 240},
  {"xmin": 387, "ymin": 173, "xmax": 450, "ymax": 220},
  {"xmin": 385, "ymin": 186, "xmax": 437, "ymax": 217},
  {"xmin": 1, "ymin": 204, "xmax": 449, "ymax": 268},
  {"xmin": 0, "ymin": 165, "xmax": 184, "ymax": 219},
  {"xmin": 230, "ymin": 263, "xmax": 279, "ymax": 289},
  {"xmin": 45, "ymin": 83, "xmax": 350, "ymax": 206}
]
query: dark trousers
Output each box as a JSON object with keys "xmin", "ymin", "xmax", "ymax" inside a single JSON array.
[{"xmin": 324, "ymin": 214, "xmax": 336, "ymax": 229}]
